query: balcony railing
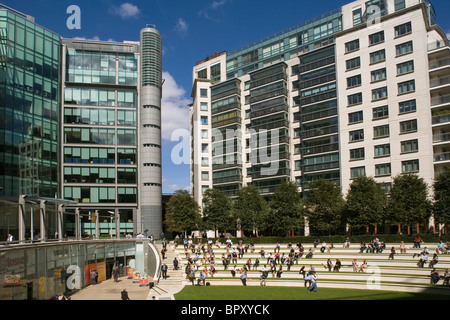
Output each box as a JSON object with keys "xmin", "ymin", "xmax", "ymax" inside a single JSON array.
[
  {"xmin": 429, "ymin": 57, "xmax": 450, "ymax": 70},
  {"xmin": 428, "ymin": 40, "xmax": 449, "ymax": 52},
  {"xmin": 432, "ymin": 113, "xmax": 450, "ymax": 125},
  {"xmin": 430, "ymin": 75, "xmax": 450, "ymax": 88},
  {"xmin": 431, "ymin": 93, "xmax": 450, "ymax": 106},
  {"xmin": 433, "ymin": 133, "xmax": 450, "ymax": 143},
  {"xmin": 434, "ymin": 152, "xmax": 450, "ymax": 162}
]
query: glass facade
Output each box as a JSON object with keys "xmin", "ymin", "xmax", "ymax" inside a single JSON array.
[
  {"xmin": 0, "ymin": 239, "xmax": 137, "ymax": 300},
  {"xmin": 62, "ymin": 44, "xmax": 139, "ymax": 208},
  {"xmin": 0, "ymin": 10, "xmax": 60, "ymax": 198}
]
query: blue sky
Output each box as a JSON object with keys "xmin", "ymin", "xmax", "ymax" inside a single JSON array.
[{"xmin": 3, "ymin": 0, "xmax": 449, "ymax": 194}]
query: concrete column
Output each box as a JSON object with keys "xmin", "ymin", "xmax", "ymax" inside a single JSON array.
[
  {"xmin": 94, "ymin": 210, "xmax": 100, "ymax": 239},
  {"xmin": 39, "ymin": 200, "xmax": 47, "ymax": 240},
  {"xmin": 75, "ymin": 208, "xmax": 81, "ymax": 240},
  {"xmin": 57, "ymin": 204, "xmax": 64, "ymax": 240},
  {"xmin": 18, "ymin": 195, "xmax": 26, "ymax": 243}
]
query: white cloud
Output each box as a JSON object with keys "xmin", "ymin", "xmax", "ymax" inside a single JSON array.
[
  {"xmin": 161, "ymin": 71, "xmax": 191, "ymax": 141},
  {"xmin": 198, "ymin": 0, "xmax": 229, "ymax": 21},
  {"xmin": 211, "ymin": 0, "xmax": 227, "ymax": 10},
  {"xmin": 111, "ymin": 3, "xmax": 141, "ymax": 19},
  {"xmin": 175, "ymin": 18, "xmax": 189, "ymax": 35},
  {"xmin": 71, "ymin": 36, "xmax": 115, "ymax": 42},
  {"xmin": 168, "ymin": 184, "xmax": 190, "ymax": 192}
]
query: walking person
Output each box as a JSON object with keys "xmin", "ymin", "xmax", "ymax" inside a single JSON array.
[
  {"xmin": 112, "ymin": 267, "xmax": 119, "ymax": 282},
  {"xmin": 307, "ymin": 272, "xmax": 318, "ymax": 293},
  {"xmin": 161, "ymin": 263, "xmax": 168, "ymax": 279},
  {"xmin": 240, "ymin": 271, "xmax": 247, "ymax": 286},
  {"xmin": 388, "ymin": 247, "xmax": 396, "ymax": 260}
]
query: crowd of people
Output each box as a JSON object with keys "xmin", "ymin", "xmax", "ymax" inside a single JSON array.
[{"xmin": 164, "ymin": 237, "xmax": 450, "ymax": 288}]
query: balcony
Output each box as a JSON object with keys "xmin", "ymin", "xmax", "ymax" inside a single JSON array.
[
  {"xmin": 430, "ymin": 75, "xmax": 450, "ymax": 89},
  {"xmin": 432, "ymin": 113, "xmax": 450, "ymax": 125},
  {"xmin": 434, "ymin": 152, "xmax": 450, "ymax": 162},
  {"xmin": 433, "ymin": 132, "xmax": 450, "ymax": 144},
  {"xmin": 431, "ymin": 93, "xmax": 450, "ymax": 107},
  {"xmin": 247, "ymin": 88, "xmax": 288, "ymax": 105},
  {"xmin": 428, "ymin": 40, "xmax": 449, "ymax": 52},
  {"xmin": 429, "ymin": 57, "xmax": 450, "ymax": 70}
]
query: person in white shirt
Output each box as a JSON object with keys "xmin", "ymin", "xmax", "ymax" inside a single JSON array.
[{"xmin": 307, "ymin": 272, "xmax": 318, "ymax": 292}]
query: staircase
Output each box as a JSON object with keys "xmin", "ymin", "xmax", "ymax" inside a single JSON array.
[{"xmin": 149, "ymin": 242, "xmax": 185, "ymax": 300}]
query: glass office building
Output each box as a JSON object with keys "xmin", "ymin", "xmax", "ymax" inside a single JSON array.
[
  {"xmin": 0, "ymin": 7, "xmax": 60, "ymax": 198},
  {"xmin": 61, "ymin": 39, "xmax": 141, "ymax": 236},
  {"xmin": 0, "ymin": 4, "xmax": 163, "ymax": 241}
]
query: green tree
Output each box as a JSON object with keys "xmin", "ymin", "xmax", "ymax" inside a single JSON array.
[
  {"xmin": 269, "ymin": 181, "xmax": 304, "ymax": 236},
  {"xmin": 233, "ymin": 185, "xmax": 269, "ymax": 236},
  {"xmin": 304, "ymin": 179, "xmax": 345, "ymax": 235},
  {"xmin": 202, "ymin": 188, "xmax": 233, "ymax": 237},
  {"xmin": 164, "ymin": 190, "xmax": 201, "ymax": 237},
  {"xmin": 387, "ymin": 173, "xmax": 431, "ymax": 234},
  {"xmin": 433, "ymin": 168, "xmax": 450, "ymax": 234},
  {"xmin": 345, "ymin": 176, "xmax": 388, "ymax": 234}
]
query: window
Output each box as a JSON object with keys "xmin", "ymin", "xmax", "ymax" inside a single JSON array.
[
  {"xmin": 346, "ymin": 39, "xmax": 360, "ymax": 53},
  {"xmin": 201, "ymin": 144, "xmax": 208, "ymax": 153},
  {"xmin": 348, "ymin": 92, "xmax": 363, "ymax": 106},
  {"xmin": 210, "ymin": 64, "xmax": 221, "ymax": 81},
  {"xmin": 350, "ymin": 129, "xmax": 364, "ymax": 142},
  {"xmin": 375, "ymin": 163, "xmax": 391, "ymax": 176},
  {"xmin": 200, "ymin": 102, "xmax": 208, "ymax": 111},
  {"xmin": 401, "ymin": 139, "xmax": 419, "ymax": 153},
  {"xmin": 198, "ymin": 69, "xmax": 207, "ymax": 79},
  {"xmin": 372, "ymin": 87, "xmax": 388, "ymax": 101},
  {"xmin": 395, "ymin": 0, "xmax": 406, "ymax": 11},
  {"xmin": 399, "ymin": 99, "xmax": 416, "ymax": 114},
  {"xmin": 373, "ymin": 105, "xmax": 389, "ymax": 119},
  {"xmin": 312, "ymin": 22, "xmax": 334, "ymax": 40},
  {"xmin": 202, "ymin": 171, "xmax": 209, "ymax": 180},
  {"xmin": 201, "ymin": 129, "xmax": 208, "ymax": 139},
  {"xmin": 397, "ymin": 60, "xmax": 414, "ymax": 75},
  {"xmin": 396, "ymin": 41, "xmax": 413, "ymax": 56},
  {"xmin": 395, "ymin": 22, "xmax": 412, "ymax": 38},
  {"xmin": 350, "ymin": 148, "xmax": 365, "ymax": 161},
  {"xmin": 351, "ymin": 167, "xmax": 366, "ymax": 179},
  {"xmin": 346, "ymin": 57, "xmax": 361, "ymax": 70},
  {"xmin": 374, "ymin": 144, "xmax": 391, "ymax": 157},
  {"xmin": 371, "ymin": 68, "xmax": 387, "ymax": 82},
  {"xmin": 398, "ymin": 80, "xmax": 415, "ymax": 95},
  {"xmin": 349, "ymin": 111, "xmax": 364, "ymax": 124},
  {"xmin": 200, "ymin": 88, "xmax": 208, "ymax": 97},
  {"xmin": 347, "ymin": 75, "xmax": 362, "ymax": 88},
  {"xmin": 374, "ymin": 124, "xmax": 390, "ymax": 139},
  {"xmin": 369, "ymin": 31, "xmax": 385, "ymax": 46},
  {"xmin": 201, "ymin": 116, "xmax": 208, "ymax": 125},
  {"xmin": 370, "ymin": 49, "xmax": 386, "ymax": 64},
  {"xmin": 400, "ymin": 119, "xmax": 418, "ymax": 133},
  {"xmin": 402, "ymin": 159, "xmax": 419, "ymax": 173},
  {"xmin": 353, "ymin": 8, "xmax": 363, "ymax": 26}
]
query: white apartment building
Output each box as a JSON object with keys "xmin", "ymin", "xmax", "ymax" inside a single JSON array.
[{"xmin": 190, "ymin": 0, "xmax": 449, "ymax": 233}]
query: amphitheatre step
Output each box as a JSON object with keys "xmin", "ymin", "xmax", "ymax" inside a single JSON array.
[{"xmin": 173, "ymin": 241, "xmax": 450, "ymax": 295}]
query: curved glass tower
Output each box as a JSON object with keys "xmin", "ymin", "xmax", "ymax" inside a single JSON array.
[{"xmin": 138, "ymin": 25, "xmax": 163, "ymax": 237}]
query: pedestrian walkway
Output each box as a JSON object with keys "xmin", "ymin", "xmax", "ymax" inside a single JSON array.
[
  {"xmin": 70, "ymin": 276, "xmax": 152, "ymax": 300},
  {"xmin": 70, "ymin": 241, "xmax": 186, "ymax": 300}
]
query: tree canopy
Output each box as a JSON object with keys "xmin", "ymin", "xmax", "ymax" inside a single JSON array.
[
  {"xmin": 164, "ymin": 190, "xmax": 201, "ymax": 236},
  {"xmin": 345, "ymin": 176, "xmax": 388, "ymax": 233},
  {"xmin": 304, "ymin": 179, "xmax": 345, "ymax": 235},
  {"xmin": 269, "ymin": 181, "xmax": 304, "ymax": 236}
]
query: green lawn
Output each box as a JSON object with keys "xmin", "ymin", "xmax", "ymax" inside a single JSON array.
[{"xmin": 174, "ymin": 285, "xmax": 449, "ymax": 300}]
